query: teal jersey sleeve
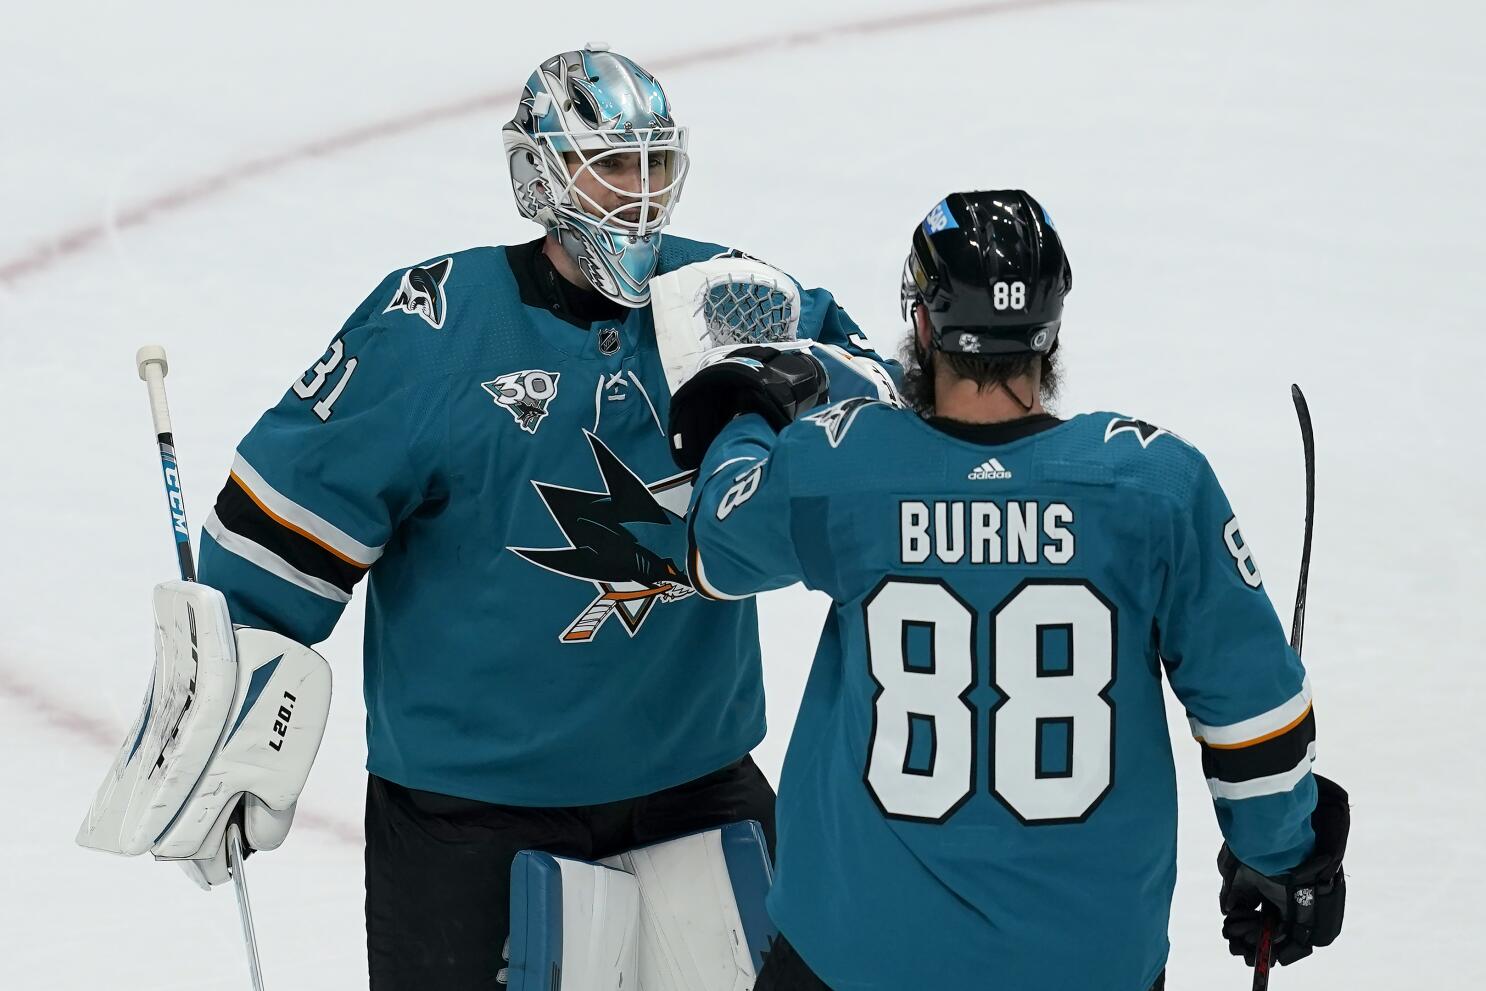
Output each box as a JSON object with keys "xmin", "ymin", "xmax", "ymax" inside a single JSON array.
[
  {"xmin": 687, "ymin": 413, "xmax": 807, "ymax": 600},
  {"xmin": 1155, "ymin": 455, "xmax": 1316, "ymax": 875},
  {"xmin": 686, "ymin": 342, "xmax": 900, "ymax": 601},
  {"xmin": 198, "ymin": 272, "xmax": 443, "ymax": 645}
]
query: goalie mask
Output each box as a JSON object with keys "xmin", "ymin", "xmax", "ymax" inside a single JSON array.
[{"xmin": 504, "ymin": 48, "xmax": 690, "ymax": 307}]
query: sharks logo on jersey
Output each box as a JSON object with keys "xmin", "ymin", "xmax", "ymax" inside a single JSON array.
[
  {"xmin": 805, "ymin": 396, "xmax": 881, "ymax": 448},
  {"xmin": 385, "ymin": 258, "xmax": 453, "ymax": 329},
  {"xmin": 511, "ymin": 432, "xmax": 695, "ymax": 643},
  {"xmin": 1103, "ymin": 416, "xmax": 1186, "ymax": 449},
  {"xmin": 482, "ymin": 369, "xmax": 560, "ymax": 434}
]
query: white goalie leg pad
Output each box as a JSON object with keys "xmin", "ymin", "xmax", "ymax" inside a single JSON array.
[
  {"xmin": 507, "ymin": 823, "xmax": 775, "ymax": 991},
  {"xmin": 650, "ymin": 257, "xmax": 803, "ymax": 395},
  {"xmin": 506, "ymin": 852, "xmax": 640, "ymax": 991},
  {"xmin": 603, "ymin": 820, "xmax": 776, "ymax": 991},
  {"xmin": 77, "ymin": 581, "xmax": 241, "ymax": 856}
]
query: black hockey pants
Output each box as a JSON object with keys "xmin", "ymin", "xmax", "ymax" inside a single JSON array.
[
  {"xmin": 754, "ymin": 933, "xmax": 1168, "ymax": 990},
  {"xmin": 364, "ymin": 756, "xmax": 776, "ymax": 990}
]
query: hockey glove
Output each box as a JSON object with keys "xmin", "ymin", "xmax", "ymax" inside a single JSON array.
[
  {"xmin": 668, "ymin": 344, "xmax": 829, "ymax": 471},
  {"xmin": 1218, "ymin": 774, "xmax": 1349, "ymax": 967},
  {"xmin": 77, "ymin": 581, "xmax": 332, "ymax": 890}
]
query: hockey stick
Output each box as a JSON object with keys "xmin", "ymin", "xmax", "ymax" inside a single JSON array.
[
  {"xmin": 1286, "ymin": 385, "xmax": 1314, "ymax": 660},
  {"xmin": 138, "ymin": 346, "xmax": 197, "ymax": 584},
  {"xmin": 137, "ymin": 346, "xmax": 266, "ymax": 991},
  {"xmin": 1251, "ymin": 384, "xmax": 1315, "ymax": 990}
]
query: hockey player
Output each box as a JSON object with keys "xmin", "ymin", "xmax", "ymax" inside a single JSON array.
[
  {"xmin": 671, "ymin": 190, "xmax": 1349, "ymax": 990},
  {"xmin": 180, "ymin": 48, "xmax": 894, "ymax": 987}
]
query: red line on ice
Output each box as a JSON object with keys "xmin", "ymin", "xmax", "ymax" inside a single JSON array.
[
  {"xmin": 0, "ymin": 0, "xmax": 1090, "ymax": 286},
  {"xmin": 0, "ymin": 663, "xmax": 123, "ymax": 751},
  {"xmin": 0, "ymin": 660, "xmax": 365, "ymax": 844}
]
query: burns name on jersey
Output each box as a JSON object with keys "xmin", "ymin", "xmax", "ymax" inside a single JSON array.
[{"xmin": 900, "ymin": 500, "xmax": 1076, "ymax": 566}]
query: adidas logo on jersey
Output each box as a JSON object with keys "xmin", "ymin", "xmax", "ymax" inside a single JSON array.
[{"xmin": 968, "ymin": 458, "xmax": 1012, "ymax": 480}]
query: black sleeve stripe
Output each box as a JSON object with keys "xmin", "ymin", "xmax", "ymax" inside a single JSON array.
[
  {"xmin": 213, "ymin": 475, "xmax": 368, "ymax": 596},
  {"xmin": 1200, "ymin": 708, "xmax": 1316, "ymax": 784}
]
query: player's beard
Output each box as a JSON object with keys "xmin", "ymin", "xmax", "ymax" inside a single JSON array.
[{"xmin": 898, "ymin": 334, "xmax": 937, "ymax": 416}]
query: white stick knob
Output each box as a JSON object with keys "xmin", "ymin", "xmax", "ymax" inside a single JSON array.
[
  {"xmin": 136, "ymin": 345, "xmax": 174, "ymax": 436},
  {"xmin": 136, "ymin": 344, "xmax": 169, "ymax": 381}
]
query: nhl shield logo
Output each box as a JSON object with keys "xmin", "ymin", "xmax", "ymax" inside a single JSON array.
[
  {"xmin": 386, "ymin": 257, "xmax": 453, "ymax": 329},
  {"xmin": 598, "ymin": 327, "xmax": 621, "ymax": 356},
  {"xmin": 482, "ymin": 369, "xmax": 560, "ymax": 434}
]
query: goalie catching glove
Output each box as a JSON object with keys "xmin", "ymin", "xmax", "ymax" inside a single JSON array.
[
  {"xmin": 667, "ymin": 344, "xmax": 830, "ymax": 472},
  {"xmin": 1218, "ymin": 774, "xmax": 1349, "ymax": 967},
  {"xmin": 77, "ymin": 581, "xmax": 331, "ymax": 889}
]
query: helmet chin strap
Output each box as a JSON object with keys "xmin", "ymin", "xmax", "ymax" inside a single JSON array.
[
  {"xmin": 999, "ymin": 377, "xmax": 1036, "ymax": 413},
  {"xmin": 919, "ymin": 332, "xmax": 1038, "ymax": 416}
]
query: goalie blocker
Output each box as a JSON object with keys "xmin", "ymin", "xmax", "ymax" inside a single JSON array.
[{"xmin": 77, "ymin": 581, "xmax": 331, "ymax": 887}]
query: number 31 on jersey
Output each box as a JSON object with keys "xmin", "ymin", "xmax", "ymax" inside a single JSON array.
[{"xmin": 292, "ymin": 339, "xmax": 359, "ymax": 422}]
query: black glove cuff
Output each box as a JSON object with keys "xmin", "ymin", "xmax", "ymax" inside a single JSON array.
[
  {"xmin": 1294, "ymin": 775, "xmax": 1349, "ymax": 881},
  {"xmin": 667, "ymin": 347, "xmax": 829, "ymax": 471}
]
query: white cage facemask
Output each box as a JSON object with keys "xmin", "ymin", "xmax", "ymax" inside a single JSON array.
[{"xmin": 504, "ymin": 49, "xmax": 691, "ymax": 307}]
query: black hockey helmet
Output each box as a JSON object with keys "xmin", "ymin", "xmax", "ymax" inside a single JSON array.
[{"xmin": 901, "ymin": 190, "xmax": 1071, "ymax": 356}]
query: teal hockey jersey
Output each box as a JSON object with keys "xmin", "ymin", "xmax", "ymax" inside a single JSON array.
[
  {"xmin": 196, "ymin": 236, "xmax": 898, "ymax": 807},
  {"xmin": 688, "ymin": 404, "xmax": 1318, "ymax": 991}
]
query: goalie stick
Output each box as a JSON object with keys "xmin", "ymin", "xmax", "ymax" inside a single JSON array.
[
  {"xmin": 136, "ymin": 345, "xmax": 266, "ymax": 991},
  {"xmin": 139, "ymin": 346, "xmax": 198, "ymax": 584},
  {"xmin": 1251, "ymin": 384, "xmax": 1316, "ymax": 990}
]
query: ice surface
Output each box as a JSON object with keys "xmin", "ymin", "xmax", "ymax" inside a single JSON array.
[{"xmin": 2, "ymin": 0, "xmax": 1483, "ymax": 986}]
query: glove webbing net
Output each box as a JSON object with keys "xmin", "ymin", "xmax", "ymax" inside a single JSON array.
[{"xmin": 697, "ymin": 273, "xmax": 798, "ymax": 349}]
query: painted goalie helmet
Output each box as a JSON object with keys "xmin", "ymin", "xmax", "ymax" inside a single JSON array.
[{"xmin": 504, "ymin": 47, "xmax": 689, "ymax": 307}]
